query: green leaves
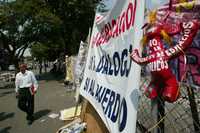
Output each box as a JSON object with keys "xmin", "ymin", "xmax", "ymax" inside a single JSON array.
[{"xmin": 0, "ymin": 0, "xmax": 105, "ymax": 65}]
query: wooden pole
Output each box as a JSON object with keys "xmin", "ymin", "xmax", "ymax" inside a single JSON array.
[
  {"xmin": 186, "ymin": 85, "xmax": 200, "ymax": 132},
  {"xmin": 157, "ymin": 97, "xmax": 165, "ymax": 133},
  {"xmin": 136, "ymin": 120, "xmax": 149, "ymax": 133},
  {"xmin": 151, "ymin": 95, "xmax": 165, "ymax": 133}
]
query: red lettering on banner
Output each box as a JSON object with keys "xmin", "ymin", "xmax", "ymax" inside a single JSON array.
[
  {"xmin": 119, "ymin": 12, "xmax": 126, "ymax": 34},
  {"xmin": 126, "ymin": 2, "xmax": 134, "ymax": 30},
  {"xmin": 92, "ymin": 1, "xmax": 137, "ymax": 47},
  {"xmin": 112, "ymin": 16, "xmax": 120, "ymax": 38}
]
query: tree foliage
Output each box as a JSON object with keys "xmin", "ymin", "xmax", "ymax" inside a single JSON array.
[
  {"xmin": 0, "ymin": 0, "xmax": 104, "ymax": 67},
  {"xmin": 46, "ymin": 0, "xmax": 104, "ymax": 55},
  {"xmin": 0, "ymin": 0, "xmax": 62, "ymax": 66}
]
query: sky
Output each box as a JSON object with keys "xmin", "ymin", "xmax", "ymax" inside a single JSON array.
[{"xmin": 24, "ymin": 48, "xmax": 31, "ymax": 57}]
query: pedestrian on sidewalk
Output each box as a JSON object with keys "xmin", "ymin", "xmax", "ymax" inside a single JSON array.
[{"xmin": 15, "ymin": 63, "xmax": 38, "ymax": 125}]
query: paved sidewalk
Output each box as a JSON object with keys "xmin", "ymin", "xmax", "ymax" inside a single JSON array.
[{"xmin": 0, "ymin": 72, "xmax": 76, "ymax": 133}]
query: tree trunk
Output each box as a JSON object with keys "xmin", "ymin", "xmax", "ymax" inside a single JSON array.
[{"xmin": 39, "ymin": 61, "xmax": 43, "ymax": 74}]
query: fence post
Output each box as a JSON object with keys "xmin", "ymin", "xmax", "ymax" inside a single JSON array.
[
  {"xmin": 186, "ymin": 85, "xmax": 200, "ymax": 132},
  {"xmin": 151, "ymin": 95, "xmax": 165, "ymax": 133}
]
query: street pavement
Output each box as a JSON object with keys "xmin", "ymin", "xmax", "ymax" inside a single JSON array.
[{"xmin": 0, "ymin": 72, "xmax": 76, "ymax": 133}]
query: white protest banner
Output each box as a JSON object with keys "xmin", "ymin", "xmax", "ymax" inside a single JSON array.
[
  {"xmin": 74, "ymin": 41, "xmax": 89, "ymax": 101},
  {"xmin": 80, "ymin": 0, "xmax": 145, "ymax": 132},
  {"xmin": 75, "ymin": 41, "xmax": 89, "ymax": 82}
]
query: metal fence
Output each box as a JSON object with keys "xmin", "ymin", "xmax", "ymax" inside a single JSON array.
[
  {"xmin": 0, "ymin": 72, "xmax": 15, "ymax": 88},
  {"xmin": 136, "ymin": 78, "xmax": 200, "ymax": 133}
]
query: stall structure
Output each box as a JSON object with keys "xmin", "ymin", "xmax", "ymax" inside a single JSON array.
[{"xmin": 58, "ymin": 0, "xmax": 200, "ymax": 133}]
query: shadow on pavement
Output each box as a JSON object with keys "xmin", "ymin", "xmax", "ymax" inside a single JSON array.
[
  {"xmin": 36, "ymin": 72, "xmax": 64, "ymax": 82},
  {"xmin": 0, "ymin": 112, "xmax": 15, "ymax": 121},
  {"xmin": 34, "ymin": 109, "xmax": 51, "ymax": 121},
  {"xmin": 0, "ymin": 83, "xmax": 15, "ymax": 90},
  {"xmin": 0, "ymin": 90, "xmax": 15, "ymax": 97},
  {"xmin": 0, "ymin": 126, "xmax": 12, "ymax": 133}
]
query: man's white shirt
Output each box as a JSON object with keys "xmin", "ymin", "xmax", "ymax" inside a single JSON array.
[{"xmin": 15, "ymin": 70, "xmax": 38, "ymax": 93}]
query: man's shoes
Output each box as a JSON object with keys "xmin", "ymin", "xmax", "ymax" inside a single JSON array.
[
  {"xmin": 26, "ymin": 115, "xmax": 34, "ymax": 120},
  {"xmin": 27, "ymin": 120, "xmax": 33, "ymax": 125},
  {"xmin": 26, "ymin": 115, "xmax": 34, "ymax": 125}
]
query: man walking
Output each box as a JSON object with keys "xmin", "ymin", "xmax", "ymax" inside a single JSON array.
[{"xmin": 15, "ymin": 63, "xmax": 38, "ymax": 125}]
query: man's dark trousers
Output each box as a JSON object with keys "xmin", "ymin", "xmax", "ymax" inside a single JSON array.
[{"xmin": 18, "ymin": 88, "xmax": 34, "ymax": 121}]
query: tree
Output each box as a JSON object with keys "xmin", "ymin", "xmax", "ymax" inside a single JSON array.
[
  {"xmin": 45, "ymin": 0, "xmax": 105, "ymax": 55},
  {"xmin": 0, "ymin": 0, "xmax": 105, "ymax": 68},
  {"xmin": 0, "ymin": 0, "xmax": 63, "ymax": 67},
  {"xmin": 31, "ymin": 41, "xmax": 64, "ymax": 62}
]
